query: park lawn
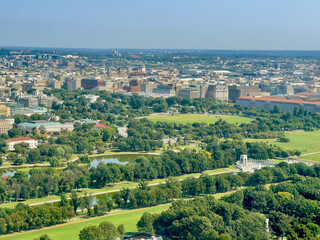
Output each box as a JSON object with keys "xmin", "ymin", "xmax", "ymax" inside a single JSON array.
[
  {"xmin": 0, "ymin": 204, "xmax": 171, "ymax": 240},
  {"xmin": 142, "ymin": 114, "xmax": 253, "ymax": 125},
  {"xmin": 246, "ymin": 130, "xmax": 320, "ymax": 154},
  {"xmin": 0, "ymin": 188, "xmax": 241, "ymax": 240},
  {"xmin": 0, "ymin": 180, "xmax": 282, "ymax": 240},
  {"xmin": 301, "ymin": 153, "xmax": 320, "ymax": 162},
  {"xmin": 0, "ymin": 168, "xmax": 231, "ymax": 208}
]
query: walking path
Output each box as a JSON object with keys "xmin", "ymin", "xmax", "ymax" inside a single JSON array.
[{"xmin": 24, "ymin": 168, "xmax": 235, "ymax": 207}]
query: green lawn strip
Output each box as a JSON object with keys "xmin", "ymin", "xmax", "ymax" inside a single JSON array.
[
  {"xmin": 141, "ymin": 114, "xmax": 252, "ymax": 125},
  {"xmin": 0, "ymin": 181, "xmax": 284, "ymax": 240},
  {"xmin": 301, "ymin": 153, "xmax": 320, "ymax": 162},
  {"xmin": 0, "ymin": 168, "xmax": 232, "ymax": 208},
  {"xmin": 0, "ymin": 204, "xmax": 171, "ymax": 240},
  {"xmin": 245, "ymin": 130, "xmax": 320, "ymax": 154}
]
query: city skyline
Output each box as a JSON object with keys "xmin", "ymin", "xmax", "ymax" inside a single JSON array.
[{"xmin": 1, "ymin": 0, "xmax": 320, "ymax": 50}]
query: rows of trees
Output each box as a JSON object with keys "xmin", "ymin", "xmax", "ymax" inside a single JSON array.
[
  {"xmin": 2, "ymin": 162, "xmax": 320, "ymax": 235},
  {"xmin": 0, "ymin": 203, "xmax": 74, "ymax": 234},
  {"xmin": 0, "ymin": 142, "xmax": 297, "ymax": 203}
]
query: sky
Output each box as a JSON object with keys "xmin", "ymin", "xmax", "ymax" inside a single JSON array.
[{"xmin": 0, "ymin": 0, "xmax": 319, "ymax": 50}]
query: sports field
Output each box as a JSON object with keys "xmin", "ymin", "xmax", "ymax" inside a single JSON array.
[{"xmin": 142, "ymin": 114, "xmax": 253, "ymax": 125}]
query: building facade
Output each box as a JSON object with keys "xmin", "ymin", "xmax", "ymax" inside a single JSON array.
[
  {"xmin": 6, "ymin": 137, "xmax": 38, "ymax": 151},
  {"xmin": 0, "ymin": 120, "xmax": 12, "ymax": 134}
]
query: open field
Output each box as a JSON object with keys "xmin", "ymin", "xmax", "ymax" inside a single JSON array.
[
  {"xmin": 141, "ymin": 114, "xmax": 253, "ymax": 125},
  {"xmin": 0, "ymin": 168, "xmax": 234, "ymax": 208},
  {"xmin": 300, "ymin": 153, "xmax": 320, "ymax": 162},
  {"xmin": 246, "ymin": 130, "xmax": 320, "ymax": 156},
  {"xmin": 0, "ymin": 204, "xmax": 171, "ymax": 240}
]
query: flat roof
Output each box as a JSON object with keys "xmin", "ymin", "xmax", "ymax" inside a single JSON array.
[
  {"xmin": 19, "ymin": 121, "xmax": 62, "ymax": 128},
  {"xmin": 237, "ymin": 96, "xmax": 320, "ymax": 105}
]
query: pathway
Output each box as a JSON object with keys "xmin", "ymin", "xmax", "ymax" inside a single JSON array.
[{"xmin": 27, "ymin": 168, "xmax": 236, "ymax": 207}]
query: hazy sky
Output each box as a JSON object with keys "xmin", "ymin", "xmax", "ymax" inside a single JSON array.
[{"xmin": 1, "ymin": 0, "xmax": 319, "ymax": 50}]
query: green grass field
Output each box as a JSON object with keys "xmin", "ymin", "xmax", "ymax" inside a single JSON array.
[
  {"xmin": 246, "ymin": 130, "xmax": 320, "ymax": 156},
  {"xmin": 0, "ymin": 185, "xmax": 237, "ymax": 240},
  {"xmin": 0, "ymin": 204, "xmax": 171, "ymax": 240},
  {"xmin": 300, "ymin": 153, "xmax": 320, "ymax": 162},
  {"xmin": 142, "ymin": 114, "xmax": 253, "ymax": 125}
]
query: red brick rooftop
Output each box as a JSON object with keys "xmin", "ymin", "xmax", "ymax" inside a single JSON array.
[
  {"xmin": 93, "ymin": 124, "xmax": 110, "ymax": 128},
  {"xmin": 237, "ymin": 96, "xmax": 320, "ymax": 105},
  {"xmin": 6, "ymin": 137, "xmax": 34, "ymax": 142},
  {"xmin": 298, "ymin": 92, "xmax": 318, "ymax": 96}
]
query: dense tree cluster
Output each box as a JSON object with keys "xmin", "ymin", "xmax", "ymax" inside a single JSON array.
[
  {"xmin": 45, "ymin": 89, "xmax": 239, "ymax": 122},
  {"xmin": 223, "ymin": 177, "xmax": 320, "ymax": 239},
  {"xmin": 0, "ymin": 145, "xmax": 297, "ymax": 203},
  {"xmin": 0, "ymin": 203, "xmax": 74, "ymax": 234},
  {"xmin": 79, "ymin": 221, "xmax": 125, "ymax": 240},
  {"xmin": 136, "ymin": 163, "xmax": 320, "ymax": 240},
  {"xmin": 143, "ymin": 196, "xmax": 269, "ymax": 240}
]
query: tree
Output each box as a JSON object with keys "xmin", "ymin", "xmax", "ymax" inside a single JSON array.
[
  {"xmin": 117, "ymin": 224, "xmax": 126, "ymax": 236},
  {"xmin": 99, "ymin": 221, "xmax": 119, "ymax": 240},
  {"xmin": 137, "ymin": 212, "xmax": 155, "ymax": 234},
  {"xmin": 102, "ymin": 128, "xmax": 114, "ymax": 142},
  {"xmin": 97, "ymin": 198, "xmax": 113, "ymax": 213},
  {"xmin": 79, "ymin": 225, "xmax": 102, "ymax": 240},
  {"xmin": 268, "ymin": 211, "xmax": 291, "ymax": 239},
  {"xmin": 33, "ymin": 234, "xmax": 51, "ymax": 240},
  {"xmin": 39, "ymin": 125, "xmax": 46, "ymax": 134},
  {"xmin": 27, "ymin": 148, "xmax": 41, "ymax": 164},
  {"xmin": 83, "ymin": 192, "xmax": 93, "ymax": 215},
  {"xmin": 79, "ymin": 222, "xmax": 120, "ymax": 240},
  {"xmin": 14, "ymin": 142, "xmax": 29, "ymax": 155},
  {"xmin": 70, "ymin": 191, "xmax": 81, "ymax": 215},
  {"xmin": 60, "ymin": 194, "xmax": 69, "ymax": 207},
  {"xmin": 99, "ymin": 222, "xmax": 119, "ymax": 240},
  {"xmin": 79, "ymin": 154, "xmax": 90, "ymax": 163},
  {"xmin": 0, "ymin": 218, "xmax": 6, "ymax": 234},
  {"xmin": 279, "ymin": 137, "xmax": 290, "ymax": 143},
  {"xmin": 8, "ymin": 128, "xmax": 25, "ymax": 138}
]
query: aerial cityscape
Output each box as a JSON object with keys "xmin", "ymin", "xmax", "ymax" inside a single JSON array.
[{"xmin": 1, "ymin": 1, "xmax": 320, "ymax": 240}]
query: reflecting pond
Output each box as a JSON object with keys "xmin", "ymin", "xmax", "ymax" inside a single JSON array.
[
  {"xmin": 1, "ymin": 170, "xmax": 16, "ymax": 178},
  {"xmin": 90, "ymin": 154, "xmax": 147, "ymax": 168}
]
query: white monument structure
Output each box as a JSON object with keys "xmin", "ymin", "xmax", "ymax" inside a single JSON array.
[{"xmin": 237, "ymin": 154, "xmax": 276, "ymax": 173}]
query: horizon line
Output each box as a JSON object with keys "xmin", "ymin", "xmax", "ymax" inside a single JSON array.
[{"xmin": 1, "ymin": 45, "xmax": 320, "ymax": 52}]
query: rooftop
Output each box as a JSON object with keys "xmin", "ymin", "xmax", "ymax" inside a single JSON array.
[
  {"xmin": 19, "ymin": 121, "xmax": 62, "ymax": 128},
  {"xmin": 93, "ymin": 124, "xmax": 110, "ymax": 128},
  {"xmin": 237, "ymin": 96, "xmax": 320, "ymax": 105},
  {"xmin": 6, "ymin": 137, "xmax": 35, "ymax": 142}
]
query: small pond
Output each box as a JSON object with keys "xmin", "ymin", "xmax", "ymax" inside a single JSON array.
[
  {"xmin": 1, "ymin": 170, "xmax": 16, "ymax": 178},
  {"xmin": 90, "ymin": 154, "xmax": 147, "ymax": 168}
]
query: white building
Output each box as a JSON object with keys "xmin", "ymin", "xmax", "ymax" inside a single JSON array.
[{"xmin": 6, "ymin": 137, "xmax": 38, "ymax": 151}]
